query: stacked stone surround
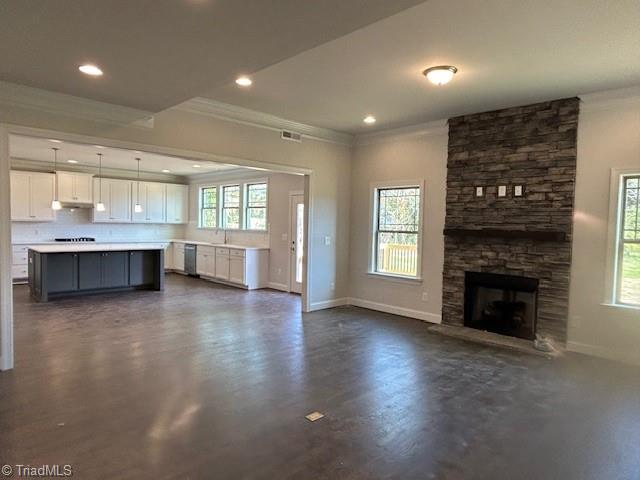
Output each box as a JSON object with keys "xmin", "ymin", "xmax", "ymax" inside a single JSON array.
[{"xmin": 442, "ymin": 98, "xmax": 580, "ymax": 342}]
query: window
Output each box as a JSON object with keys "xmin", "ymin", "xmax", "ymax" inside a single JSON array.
[
  {"xmin": 222, "ymin": 185, "xmax": 241, "ymax": 229},
  {"xmin": 245, "ymin": 183, "xmax": 267, "ymax": 230},
  {"xmin": 372, "ymin": 184, "xmax": 422, "ymax": 278},
  {"xmin": 617, "ymin": 175, "xmax": 640, "ymax": 306},
  {"xmin": 199, "ymin": 186, "xmax": 217, "ymax": 228}
]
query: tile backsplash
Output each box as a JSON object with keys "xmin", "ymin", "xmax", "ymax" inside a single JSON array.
[
  {"xmin": 12, "ymin": 209, "xmax": 185, "ymax": 243},
  {"xmin": 183, "ymin": 222, "xmax": 269, "ymax": 247}
]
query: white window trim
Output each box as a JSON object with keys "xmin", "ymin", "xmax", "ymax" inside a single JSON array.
[
  {"xmin": 244, "ymin": 181, "xmax": 269, "ymax": 231},
  {"xmin": 196, "ymin": 177, "xmax": 269, "ymax": 232},
  {"xmin": 604, "ymin": 167, "xmax": 640, "ymax": 308},
  {"xmin": 221, "ymin": 183, "xmax": 242, "ymax": 230},
  {"xmin": 198, "ymin": 185, "xmax": 218, "ymax": 230},
  {"xmin": 368, "ymin": 179, "xmax": 425, "ymax": 282}
]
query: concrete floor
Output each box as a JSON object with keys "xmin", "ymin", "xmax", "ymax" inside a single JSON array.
[{"xmin": 1, "ymin": 274, "xmax": 639, "ymax": 479}]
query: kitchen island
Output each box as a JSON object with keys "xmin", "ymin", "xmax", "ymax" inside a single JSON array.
[{"xmin": 28, "ymin": 243, "xmax": 165, "ymax": 301}]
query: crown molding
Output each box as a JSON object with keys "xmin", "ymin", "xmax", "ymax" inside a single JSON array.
[
  {"xmin": 174, "ymin": 97, "xmax": 353, "ymax": 146},
  {"xmin": 188, "ymin": 168, "xmax": 276, "ymax": 184},
  {"xmin": 0, "ymin": 81, "xmax": 155, "ymax": 129},
  {"xmin": 353, "ymin": 118, "xmax": 448, "ymax": 147},
  {"xmin": 10, "ymin": 157, "xmax": 187, "ymax": 183},
  {"xmin": 579, "ymin": 86, "xmax": 640, "ymax": 113}
]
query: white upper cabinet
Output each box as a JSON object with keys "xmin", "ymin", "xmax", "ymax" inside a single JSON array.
[
  {"xmin": 10, "ymin": 171, "xmax": 56, "ymax": 222},
  {"xmin": 56, "ymin": 171, "xmax": 93, "ymax": 204},
  {"xmin": 92, "ymin": 178, "xmax": 132, "ymax": 223},
  {"xmin": 132, "ymin": 181, "xmax": 166, "ymax": 223},
  {"xmin": 165, "ymin": 184, "xmax": 189, "ymax": 224}
]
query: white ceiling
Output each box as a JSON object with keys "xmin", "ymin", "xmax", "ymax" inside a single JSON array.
[
  {"xmin": 0, "ymin": 0, "xmax": 425, "ymax": 112},
  {"xmin": 9, "ymin": 135, "xmax": 239, "ymax": 177},
  {"xmin": 204, "ymin": 0, "xmax": 640, "ymax": 133}
]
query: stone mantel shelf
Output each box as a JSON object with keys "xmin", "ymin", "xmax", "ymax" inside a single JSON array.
[{"xmin": 443, "ymin": 228, "xmax": 567, "ymax": 242}]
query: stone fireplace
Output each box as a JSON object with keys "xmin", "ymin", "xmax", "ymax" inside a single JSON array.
[{"xmin": 442, "ymin": 98, "xmax": 579, "ymax": 343}]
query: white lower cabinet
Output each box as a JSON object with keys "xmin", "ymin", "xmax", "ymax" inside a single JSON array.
[
  {"xmin": 196, "ymin": 246, "xmax": 216, "ymax": 277},
  {"xmin": 173, "ymin": 244, "xmax": 185, "ymax": 272},
  {"xmin": 12, "ymin": 245, "xmax": 29, "ymax": 283},
  {"xmin": 229, "ymin": 250, "xmax": 245, "ymax": 285},
  {"xmin": 214, "ymin": 248, "xmax": 230, "ymax": 281},
  {"xmin": 164, "ymin": 243, "xmax": 174, "ymax": 270},
  {"xmin": 170, "ymin": 242, "xmax": 268, "ymax": 289}
]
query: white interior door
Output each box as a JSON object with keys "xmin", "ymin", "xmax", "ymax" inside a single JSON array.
[{"xmin": 289, "ymin": 193, "xmax": 304, "ymax": 294}]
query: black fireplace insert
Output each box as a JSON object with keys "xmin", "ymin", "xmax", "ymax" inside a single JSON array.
[{"xmin": 464, "ymin": 272, "xmax": 538, "ymax": 340}]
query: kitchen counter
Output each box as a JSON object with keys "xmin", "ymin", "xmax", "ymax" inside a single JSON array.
[{"xmin": 169, "ymin": 239, "xmax": 269, "ymax": 250}]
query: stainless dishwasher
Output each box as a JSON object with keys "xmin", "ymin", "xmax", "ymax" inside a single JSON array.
[{"xmin": 184, "ymin": 244, "xmax": 197, "ymax": 276}]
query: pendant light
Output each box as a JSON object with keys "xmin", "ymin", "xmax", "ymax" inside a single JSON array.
[
  {"xmin": 134, "ymin": 157, "xmax": 143, "ymax": 213},
  {"xmin": 95, "ymin": 153, "xmax": 106, "ymax": 212},
  {"xmin": 51, "ymin": 147, "xmax": 62, "ymax": 210}
]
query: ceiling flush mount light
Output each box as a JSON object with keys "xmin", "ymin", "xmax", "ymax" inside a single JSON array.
[
  {"xmin": 49, "ymin": 139, "xmax": 62, "ymax": 144},
  {"xmin": 134, "ymin": 157, "xmax": 143, "ymax": 213},
  {"xmin": 192, "ymin": 164, "xmax": 201, "ymax": 168},
  {"xmin": 51, "ymin": 148, "xmax": 62, "ymax": 210},
  {"xmin": 79, "ymin": 64, "xmax": 103, "ymax": 76},
  {"xmin": 67, "ymin": 159, "xmax": 78, "ymax": 164},
  {"xmin": 423, "ymin": 65, "xmax": 458, "ymax": 86},
  {"xmin": 161, "ymin": 169, "xmax": 171, "ymax": 173},
  {"xmin": 95, "ymin": 153, "xmax": 106, "ymax": 212},
  {"xmin": 363, "ymin": 115, "xmax": 376, "ymax": 125},
  {"xmin": 235, "ymin": 76, "xmax": 252, "ymax": 87}
]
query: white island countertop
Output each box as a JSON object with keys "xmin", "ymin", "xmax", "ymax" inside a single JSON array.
[{"xmin": 27, "ymin": 243, "xmax": 167, "ymax": 253}]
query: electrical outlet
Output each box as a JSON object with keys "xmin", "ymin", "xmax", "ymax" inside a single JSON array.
[
  {"xmin": 422, "ymin": 292, "xmax": 428, "ymax": 302},
  {"xmin": 330, "ymin": 282, "xmax": 335, "ymax": 291},
  {"xmin": 277, "ymin": 268, "xmax": 282, "ymax": 276},
  {"xmin": 281, "ymin": 233, "xmax": 288, "ymax": 241}
]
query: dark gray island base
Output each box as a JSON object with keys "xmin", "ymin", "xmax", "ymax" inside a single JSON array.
[{"xmin": 28, "ymin": 247, "xmax": 164, "ymax": 302}]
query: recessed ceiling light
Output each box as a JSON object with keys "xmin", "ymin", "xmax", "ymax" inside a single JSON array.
[
  {"xmin": 49, "ymin": 139, "xmax": 62, "ymax": 143},
  {"xmin": 67, "ymin": 159, "xmax": 78, "ymax": 164},
  {"xmin": 423, "ymin": 65, "xmax": 458, "ymax": 86},
  {"xmin": 235, "ymin": 76, "xmax": 252, "ymax": 87},
  {"xmin": 363, "ymin": 115, "xmax": 377, "ymax": 125},
  {"xmin": 161, "ymin": 169, "xmax": 171, "ymax": 173},
  {"xmin": 192, "ymin": 164, "xmax": 201, "ymax": 168},
  {"xmin": 79, "ymin": 64, "xmax": 103, "ymax": 76}
]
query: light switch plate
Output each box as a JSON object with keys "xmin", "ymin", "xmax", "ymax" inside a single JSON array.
[
  {"xmin": 514, "ymin": 185, "xmax": 524, "ymax": 197},
  {"xmin": 475, "ymin": 186, "xmax": 484, "ymax": 197},
  {"xmin": 324, "ymin": 236, "xmax": 331, "ymax": 246},
  {"xmin": 497, "ymin": 185, "xmax": 507, "ymax": 197}
]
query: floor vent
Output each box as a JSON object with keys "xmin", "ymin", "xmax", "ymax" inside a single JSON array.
[{"xmin": 281, "ymin": 130, "xmax": 302, "ymax": 142}]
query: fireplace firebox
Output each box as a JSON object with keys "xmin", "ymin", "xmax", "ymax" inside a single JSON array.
[{"xmin": 464, "ymin": 272, "xmax": 538, "ymax": 340}]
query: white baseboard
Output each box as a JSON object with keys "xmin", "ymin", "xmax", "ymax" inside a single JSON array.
[
  {"xmin": 267, "ymin": 282, "xmax": 289, "ymax": 292},
  {"xmin": 567, "ymin": 340, "xmax": 640, "ymax": 366},
  {"xmin": 306, "ymin": 295, "xmax": 441, "ymax": 324},
  {"xmin": 309, "ymin": 297, "xmax": 350, "ymax": 311},
  {"xmin": 348, "ymin": 297, "xmax": 442, "ymax": 324}
]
